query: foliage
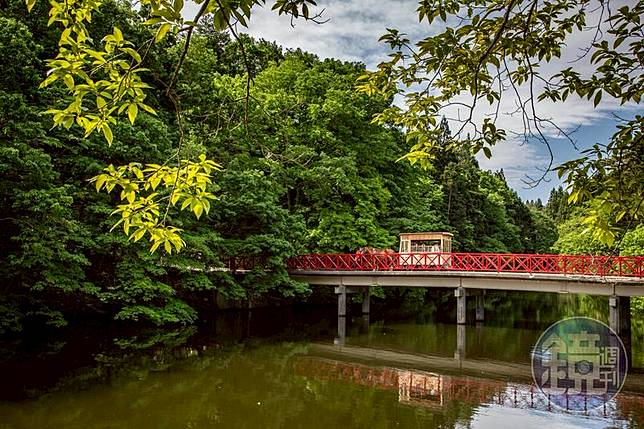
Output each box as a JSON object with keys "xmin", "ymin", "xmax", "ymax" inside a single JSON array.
[
  {"xmin": 423, "ymin": 126, "xmax": 557, "ymax": 253},
  {"xmin": 547, "ymin": 199, "xmax": 644, "ymax": 316},
  {"xmin": 544, "ymin": 186, "xmax": 574, "ymax": 224},
  {"xmin": 527, "ymin": 207, "xmax": 558, "ymax": 254},
  {"xmin": 22, "ymin": 0, "xmax": 324, "ymax": 251},
  {"xmin": 91, "ymin": 156, "xmax": 221, "ymax": 253},
  {"xmin": 0, "ymin": 0, "xmax": 560, "ymax": 332},
  {"xmin": 550, "ymin": 210, "xmax": 610, "ymax": 255},
  {"xmin": 620, "ymin": 225, "xmax": 644, "ymax": 257},
  {"xmin": 358, "ymin": 0, "xmax": 643, "ymax": 244},
  {"xmin": 559, "ymin": 118, "xmax": 644, "ymax": 245},
  {"xmin": 619, "ymin": 225, "xmax": 644, "ymax": 318}
]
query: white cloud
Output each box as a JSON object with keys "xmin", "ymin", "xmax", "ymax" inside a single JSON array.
[{"xmin": 242, "ymin": 0, "xmax": 434, "ymax": 68}]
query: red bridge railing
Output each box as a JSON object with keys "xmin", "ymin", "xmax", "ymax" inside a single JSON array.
[{"xmin": 286, "ymin": 253, "xmax": 644, "ymax": 278}]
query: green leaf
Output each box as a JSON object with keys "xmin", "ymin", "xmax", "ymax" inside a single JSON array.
[
  {"xmin": 150, "ymin": 240, "xmax": 161, "ymax": 253},
  {"xmin": 181, "ymin": 197, "xmax": 192, "ymax": 211},
  {"xmin": 94, "ymin": 175, "xmax": 107, "ymax": 192},
  {"xmin": 193, "ymin": 202, "xmax": 203, "ymax": 219},
  {"xmin": 139, "ymin": 103, "xmax": 157, "ymax": 115},
  {"xmin": 63, "ymin": 74, "xmax": 74, "ymax": 89},
  {"xmin": 155, "ymin": 23, "xmax": 171, "ymax": 43},
  {"xmin": 143, "ymin": 18, "xmax": 163, "ymax": 25},
  {"xmin": 121, "ymin": 47, "xmax": 142, "ymax": 63},
  {"xmin": 593, "ymin": 91, "xmax": 602, "ymax": 107},
  {"xmin": 113, "ymin": 27, "xmax": 124, "ymax": 42},
  {"xmin": 127, "ymin": 103, "xmax": 138, "ymax": 124},
  {"xmin": 173, "ymin": 0, "xmax": 184, "ymax": 14},
  {"xmin": 101, "ymin": 123, "xmax": 114, "ymax": 145},
  {"xmin": 131, "ymin": 228, "xmax": 147, "ymax": 242},
  {"xmin": 170, "ymin": 192, "xmax": 181, "ymax": 205}
]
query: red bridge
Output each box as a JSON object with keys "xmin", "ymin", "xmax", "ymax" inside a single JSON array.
[
  {"xmin": 227, "ymin": 251, "xmax": 644, "ymax": 328},
  {"xmin": 278, "ymin": 251, "xmax": 644, "ymax": 329},
  {"xmin": 286, "ymin": 252, "xmax": 644, "ymax": 278}
]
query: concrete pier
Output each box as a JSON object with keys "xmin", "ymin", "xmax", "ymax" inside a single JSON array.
[
  {"xmin": 456, "ymin": 287, "xmax": 467, "ymax": 324},
  {"xmin": 361, "ymin": 314, "xmax": 370, "ymax": 333},
  {"xmin": 609, "ymin": 295, "xmax": 632, "ymax": 369},
  {"xmin": 335, "ymin": 285, "xmax": 371, "ymax": 317},
  {"xmin": 609, "ymin": 295, "xmax": 632, "ymax": 363},
  {"xmin": 454, "ymin": 324, "xmax": 466, "ymax": 361},
  {"xmin": 475, "ymin": 293, "xmax": 485, "ymax": 322},
  {"xmin": 362, "ymin": 287, "xmax": 371, "ymax": 314},
  {"xmin": 609, "ymin": 295, "xmax": 631, "ymax": 334},
  {"xmin": 335, "ymin": 315, "xmax": 346, "ymax": 346},
  {"xmin": 336, "ymin": 286, "xmax": 347, "ymax": 317}
]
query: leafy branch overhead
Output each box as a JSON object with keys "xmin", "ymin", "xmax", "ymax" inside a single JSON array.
[
  {"xmin": 358, "ymin": 0, "xmax": 643, "ymax": 246},
  {"xmin": 25, "ymin": 0, "xmax": 323, "ymax": 252},
  {"xmin": 90, "ymin": 155, "xmax": 221, "ymax": 253}
]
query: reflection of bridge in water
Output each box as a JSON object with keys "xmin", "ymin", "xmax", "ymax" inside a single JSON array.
[{"xmin": 292, "ymin": 345, "xmax": 644, "ymax": 421}]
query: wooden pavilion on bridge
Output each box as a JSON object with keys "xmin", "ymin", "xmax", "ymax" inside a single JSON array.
[
  {"xmin": 399, "ymin": 232, "xmax": 453, "ymax": 268},
  {"xmin": 398, "ymin": 232, "xmax": 453, "ymax": 254}
]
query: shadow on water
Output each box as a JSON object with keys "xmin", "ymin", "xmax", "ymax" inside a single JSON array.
[{"xmin": 0, "ymin": 291, "xmax": 642, "ymax": 428}]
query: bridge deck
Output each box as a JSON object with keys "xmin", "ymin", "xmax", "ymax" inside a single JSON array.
[{"xmin": 290, "ymin": 270, "xmax": 644, "ymax": 296}]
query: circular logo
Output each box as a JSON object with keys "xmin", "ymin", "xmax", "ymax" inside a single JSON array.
[{"xmin": 531, "ymin": 317, "xmax": 628, "ymax": 411}]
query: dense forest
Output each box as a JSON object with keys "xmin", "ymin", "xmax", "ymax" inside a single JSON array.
[{"xmin": 0, "ymin": 0, "xmax": 642, "ymax": 334}]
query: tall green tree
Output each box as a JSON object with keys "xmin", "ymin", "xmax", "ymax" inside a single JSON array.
[{"xmin": 0, "ymin": 0, "xmax": 563, "ymax": 334}]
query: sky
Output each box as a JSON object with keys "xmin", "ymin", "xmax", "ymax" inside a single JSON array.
[{"xmin": 185, "ymin": 0, "xmax": 640, "ymax": 202}]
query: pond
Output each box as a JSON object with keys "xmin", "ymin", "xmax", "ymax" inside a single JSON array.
[{"xmin": 0, "ymin": 291, "xmax": 642, "ymax": 428}]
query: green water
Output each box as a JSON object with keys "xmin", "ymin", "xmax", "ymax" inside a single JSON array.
[{"xmin": 0, "ymin": 292, "xmax": 643, "ymax": 428}]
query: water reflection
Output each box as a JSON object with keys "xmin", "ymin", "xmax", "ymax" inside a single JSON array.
[
  {"xmin": 0, "ymin": 293, "xmax": 642, "ymax": 428},
  {"xmin": 291, "ymin": 355, "xmax": 641, "ymax": 419}
]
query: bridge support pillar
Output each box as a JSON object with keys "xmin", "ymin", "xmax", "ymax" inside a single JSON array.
[
  {"xmin": 454, "ymin": 324, "xmax": 466, "ymax": 361},
  {"xmin": 361, "ymin": 314, "xmax": 370, "ymax": 333},
  {"xmin": 335, "ymin": 315, "xmax": 346, "ymax": 346},
  {"xmin": 475, "ymin": 293, "xmax": 485, "ymax": 322},
  {"xmin": 609, "ymin": 295, "xmax": 632, "ymax": 368},
  {"xmin": 362, "ymin": 287, "xmax": 370, "ymax": 315},
  {"xmin": 609, "ymin": 295, "xmax": 631, "ymax": 334},
  {"xmin": 335, "ymin": 286, "xmax": 347, "ymax": 317},
  {"xmin": 455, "ymin": 287, "xmax": 467, "ymax": 324}
]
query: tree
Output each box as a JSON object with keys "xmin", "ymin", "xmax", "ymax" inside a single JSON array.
[
  {"xmin": 358, "ymin": 0, "xmax": 643, "ymax": 246},
  {"xmin": 0, "ymin": 3, "xmax": 233, "ymax": 330},
  {"xmin": 545, "ymin": 186, "xmax": 574, "ymax": 224},
  {"xmin": 0, "ymin": 7, "xmax": 421, "ymax": 330},
  {"xmin": 20, "ymin": 0, "xmax": 326, "ymax": 252},
  {"xmin": 0, "ymin": 1, "xmax": 566, "ymax": 332}
]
